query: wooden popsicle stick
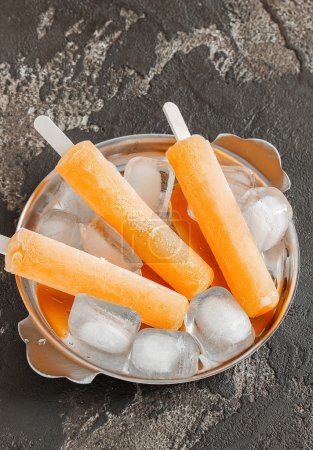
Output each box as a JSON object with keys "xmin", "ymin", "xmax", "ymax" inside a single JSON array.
[
  {"xmin": 0, "ymin": 235, "xmax": 10, "ymax": 256},
  {"xmin": 162, "ymin": 102, "xmax": 191, "ymax": 141},
  {"xmin": 34, "ymin": 116, "xmax": 74, "ymax": 157}
]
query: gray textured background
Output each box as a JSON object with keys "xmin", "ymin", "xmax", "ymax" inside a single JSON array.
[{"xmin": 0, "ymin": 1, "xmax": 312, "ymax": 449}]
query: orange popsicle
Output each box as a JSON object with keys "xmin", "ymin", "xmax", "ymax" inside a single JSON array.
[
  {"xmin": 5, "ymin": 228, "xmax": 189, "ymax": 330},
  {"xmin": 167, "ymin": 135, "xmax": 279, "ymax": 317},
  {"xmin": 37, "ymin": 266, "xmax": 172, "ymax": 338},
  {"xmin": 170, "ymin": 183, "xmax": 228, "ymax": 289},
  {"xmin": 56, "ymin": 141, "xmax": 213, "ymax": 298}
]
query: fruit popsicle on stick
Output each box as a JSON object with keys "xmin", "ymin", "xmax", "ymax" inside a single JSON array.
[
  {"xmin": 2, "ymin": 228, "xmax": 188, "ymax": 330},
  {"xmin": 163, "ymin": 102, "xmax": 279, "ymax": 317},
  {"xmin": 34, "ymin": 116, "xmax": 213, "ymax": 299}
]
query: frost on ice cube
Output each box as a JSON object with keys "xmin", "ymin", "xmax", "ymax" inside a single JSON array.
[
  {"xmin": 80, "ymin": 218, "xmax": 142, "ymax": 273},
  {"xmin": 69, "ymin": 294, "xmax": 140, "ymax": 354},
  {"xmin": 129, "ymin": 329, "xmax": 200, "ymax": 379},
  {"xmin": 263, "ymin": 240, "xmax": 286, "ymax": 288},
  {"xmin": 55, "ymin": 181, "xmax": 93, "ymax": 222},
  {"xmin": 240, "ymin": 187, "xmax": 293, "ymax": 252},
  {"xmin": 124, "ymin": 156, "xmax": 175, "ymax": 219},
  {"xmin": 36, "ymin": 209, "xmax": 81, "ymax": 248},
  {"xmin": 187, "ymin": 164, "xmax": 257, "ymax": 220},
  {"xmin": 185, "ymin": 287, "xmax": 255, "ymax": 364},
  {"xmin": 68, "ymin": 294, "xmax": 141, "ymax": 371}
]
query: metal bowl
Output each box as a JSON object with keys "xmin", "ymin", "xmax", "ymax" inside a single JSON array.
[{"xmin": 16, "ymin": 134, "xmax": 299, "ymax": 384}]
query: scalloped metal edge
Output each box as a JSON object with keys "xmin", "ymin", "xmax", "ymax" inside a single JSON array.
[
  {"xmin": 213, "ymin": 134, "xmax": 291, "ymax": 192},
  {"xmin": 18, "ymin": 316, "xmax": 99, "ymax": 384}
]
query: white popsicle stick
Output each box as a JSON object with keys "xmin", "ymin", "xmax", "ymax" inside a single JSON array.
[
  {"xmin": 34, "ymin": 115, "xmax": 74, "ymax": 157},
  {"xmin": 162, "ymin": 102, "xmax": 191, "ymax": 141},
  {"xmin": 0, "ymin": 235, "xmax": 10, "ymax": 256}
]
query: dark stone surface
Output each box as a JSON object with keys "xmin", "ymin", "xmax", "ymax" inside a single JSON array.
[{"xmin": 0, "ymin": 0, "xmax": 312, "ymax": 449}]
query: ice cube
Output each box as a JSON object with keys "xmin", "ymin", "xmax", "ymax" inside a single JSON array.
[
  {"xmin": 129, "ymin": 328, "xmax": 200, "ymax": 379},
  {"xmin": 221, "ymin": 164, "xmax": 257, "ymax": 203},
  {"xmin": 36, "ymin": 209, "xmax": 81, "ymax": 248},
  {"xmin": 68, "ymin": 294, "xmax": 141, "ymax": 371},
  {"xmin": 185, "ymin": 287, "xmax": 255, "ymax": 363},
  {"xmin": 199, "ymin": 355, "xmax": 219, "ymax": 371},
  {"xmin": 187, "ymin": 164, "xmax": 257, "ymax": 220},
  {"xmin": 240, "ymin": 187, "xmax": 293, "ymax": 252},
  {"xmin": 124, "ymin": 156, "xmax": 175, "ymax": 219},
  {"xmin": 80, "ymin": 218, "xmax": 142, "ymax": 273},
  {"xmin": 55, "ymin": 181, "xmax": 93, "ymax": 222},
  {"xmin": 263, "ymin": 240, "xmax": 286, "ymax": 288}
]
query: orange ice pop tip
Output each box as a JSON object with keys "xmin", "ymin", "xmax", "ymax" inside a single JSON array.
[
  {"xmin": 163, "ymin": 102, "xmax": 279, "ymax": 318},
  {"xmin": 34, "ymin": 115, "xmax": 214, "ymax": 298}
]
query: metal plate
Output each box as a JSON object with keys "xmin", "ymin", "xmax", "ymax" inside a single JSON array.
[{"xmin": 16, "ymin": 134, "xmax": 299, "ymax": 384}]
